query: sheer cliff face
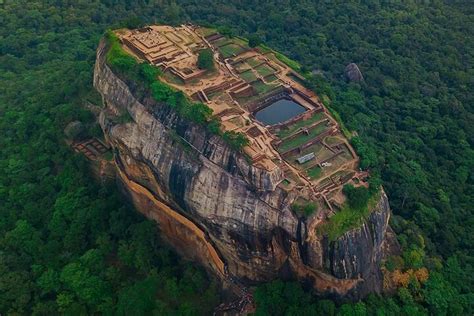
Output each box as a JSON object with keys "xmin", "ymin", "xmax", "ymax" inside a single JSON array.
[{"xmin": 94, "ymin": 40, "xmax": 392, "ymax": 299}]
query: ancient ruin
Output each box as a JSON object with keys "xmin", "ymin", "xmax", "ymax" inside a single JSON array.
[{"xmin": 117, "ymin": 24, "xmax": 367, "ymax": 214}]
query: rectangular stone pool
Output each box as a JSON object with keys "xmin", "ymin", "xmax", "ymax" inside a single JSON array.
[{"xmin": 255, "ymin": 98, "xmax": 306, "ymax": 125}]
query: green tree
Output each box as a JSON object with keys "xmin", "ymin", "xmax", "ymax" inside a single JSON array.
[
  {"xmin": 197, "ymin": 49, "xmax": 214, "ymax": 70},
  {"xmin": 60, "ymin": 262, "xmax": 110, "ymax": 307},
  {"xmin": 222, "ymin": 131, "xmax": 249, "ymax": 151},
  {"xmin": 248, "ymin": 34, "xmax": 262, "ymax": 48},
  {"xmin": 116, "ymin": 276, "xmax": 159, "ymax": 316},
  {"xmin": 423, "ymin": 272, "xmax": 460, "ymax": 315},
  {"xmin": 343, "ymin": 184, "xmax": 370, "ymax": 210}
]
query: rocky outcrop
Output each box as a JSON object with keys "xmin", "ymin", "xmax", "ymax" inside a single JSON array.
[
  {"xmin": 94, "ymin": 39, "xmax": 393, "ymax": 299},
  {"xmin": 325, "ymin": 193, "xmax": 391, "ymax": 298},
  {"xmin": 64, "ymin": 120, "xmax": 84, "ymax": 140},
  {"xmin": 345, "ymin": 63, "xmax": 364, "ymax": 82}
]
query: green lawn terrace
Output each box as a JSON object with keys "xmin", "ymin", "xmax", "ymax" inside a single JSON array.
[
  {"xmin": 219, "ymin": 44, "xmax": 286, "ymax": 103},
  {"xmin": 275, "ymin": 111, "xmax": 325, "ymax": 139},
  {"xmin": 218, "ymin": 41, "xmax": 248, "ymax": 58},
  {"xmin": 285, "ymin": 137, "xmax": 351, "ymax": 182},
  {"xmin": 202, "ymin": 32, "xmax": 250, "ymax": 58},
  {"xmin": 276, "ymin": 119, "xmax": 332, "ymax": 153},
  {"xmin": 271, "ymin": 104, "xmax": 359, "ymax": 194},
  {"xmin": 190, "ymin": 28, "xmax": 287, "ymax": 108}
]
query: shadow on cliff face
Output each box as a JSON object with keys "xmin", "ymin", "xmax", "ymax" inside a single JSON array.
[
  {"xmin": 227, "ymin": 223, "xmax": 274, "ymax": 256},
  {"xmin": 169, "ymin": 162, "xmax": 194, "ymax": 210}
]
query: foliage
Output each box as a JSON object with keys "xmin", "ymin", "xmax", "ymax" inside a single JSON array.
[
  {"xmin": 258, "ymin": 44, "xmax": 302, "ymax": 73},
  {"xmin": 222, "ymin": 131, "xmax": 249, "ymax": 151},
  {"xmin": 320, "ymin": 187, "xmax": 380, "ymax": 241},
  {"xmin": 197, "ymin": 48, "xmax": 214, "ymax": 70},
  {"xmin": 105, "ymin": 31, "xmax": 137, "ymax": 73},
  {"xmin": 248, "ymin": 34, "xmax": 262, "ymax": 48},
  {"xmin": 350, "ymin": 136, "xmax": 378, "ymax": 170},
  {"xmin": 291, "ymin": 201, "xmax": 317, "ymax": 217},
  {"xmin": 325, "ymin": 104, "xmax": 352, "ymax": 139},
  {"xmin": 320, "ymin": 204, "xmax": 371, "ymax": 241},
  {"xmin": 343, "ymin": 184, "xmax": 370, "ymax": 210},
  {"xmin": 0, "ymin": 2, "xmax": 221, "ymax": 314},
  {"xmin": 140, "ymin": 63, "xmax": 162, "ymax": 84},
  {"xmin": 253, "ymin": 280, "xmax": 315, "ymax": 316},
  {"xmin": 217, "ymin": 25, "xmax": 233, "ymax": 37},
  {"xmin": 0, "ymin": 0, "xmax": 473, "ymax": 314}
]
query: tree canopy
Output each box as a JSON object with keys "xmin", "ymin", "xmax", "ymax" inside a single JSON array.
[
  {"xmin": 197, "ymin": 48, "xmax": 214, "ymax": 70},
  {"xmin": 0, "ymin": 0, "xmax": 472, "ymax": 314}
]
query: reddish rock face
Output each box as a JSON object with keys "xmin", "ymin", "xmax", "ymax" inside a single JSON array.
[{"xmin": 94, "ymin": 39, "xmax": 394, "ymax": 299}]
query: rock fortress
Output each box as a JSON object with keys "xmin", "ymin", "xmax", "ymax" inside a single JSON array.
[{"xmin": 93, "ymin": 24, "xmax": 397, "ymax": 304}]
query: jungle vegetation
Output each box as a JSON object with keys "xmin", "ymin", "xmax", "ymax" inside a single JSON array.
[{"xmin": 0, "ymin": 0, "xmax": 472, "ymax": 314}]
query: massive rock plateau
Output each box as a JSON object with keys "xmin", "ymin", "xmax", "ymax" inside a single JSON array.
[{"xmin": 94, "ymin": 40, "xmax": 393, "ymax": 299}]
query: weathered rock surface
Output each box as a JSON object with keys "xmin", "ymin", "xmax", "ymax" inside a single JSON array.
[
  {"xmin": 345, "ymin": 63, "xmax": 364, "ymax": 82},
  {"xmin": 94, "ymin": 40, "xmax": 392, "ymax": 299}
]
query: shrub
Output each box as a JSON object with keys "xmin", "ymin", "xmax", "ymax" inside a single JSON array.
[
  {"xmin": 351, "ymin": 136, "xmax": 378, "ymax": 170},
  {"xmin": 105, "ymin": 31, "xmax": 137, "ymax": 72},
  {"xmin": 207, "ymin": 117, "xmax": 221, "ymax": 135},
  {"xmin": 368, "ymin": 173, "xmax": 382, "ymax": 195},
  {"xmin": 248, "ymin": 34, "xmax": 262, "ymax": 48},
  {"xmin": 222, "ymin": 131, "xmax": 249, "ymax": 151},
  {"xmin": 320, "ymin": 200, "xmax": 373, "ymax": 240},
  {"xmin": 150, "ymin": 81, "xmax": 175, "ymax": 102},
  {"xmin": 292, "ymin": 201, "xmax": 317, "ymax": 217},
  {"xmin": 320, "ymin": 186, "xmax": 381, "ymax": 240},
  {"xmin": 187, "ymin": 102, "xmax": 213, "ymax": 124},
  {"xmin": 140, "ymin": 63, "xmax": 162, "ymax": 84},
  {"xmin": 217, "ymin": 26, "xmax": 233, "ymax": 37}
]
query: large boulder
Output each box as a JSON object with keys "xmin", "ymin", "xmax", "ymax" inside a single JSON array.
[
  {"xmin": 64, "ymin": 121, "xmax": 85, "ymax": 140},
  {"xmin": 345, "ymin": 63, "xmax": 364, "ymax": 82}
]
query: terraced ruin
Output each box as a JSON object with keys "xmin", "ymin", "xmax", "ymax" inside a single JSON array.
[{"xmin": 116, "ymin": 24, "xmax": 368, "ymax": 217}]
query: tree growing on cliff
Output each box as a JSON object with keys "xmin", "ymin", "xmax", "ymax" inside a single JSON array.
[
  {"xmin": 140, "ymin": 64, "xmax": 162, "ymax": 84},
  {"xmin": 188, "ymin": 102, "xmax": 213, "ymax": 124},
  {"xmin": 105, "ymin": 31, "xmax": 137, "ymax": 72},
  {"xmin": 197, "ymin": 49, "xmax": 214, "ymax": 70},
  {"xmin": 343, "ymin": 184, "xmax": 370, "ymax": 210},
  {"xmin": 291, "ymin": 201, "xmax": 317, "ymax": 217},
  {"xmin": 222, "ymin": 131, "xmax": 249, "ymax": 151}
]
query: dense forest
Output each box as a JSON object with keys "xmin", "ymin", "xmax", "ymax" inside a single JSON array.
[{"xmin": 0, "ymin": 0, "xmax": 472, "ymax": 314}]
